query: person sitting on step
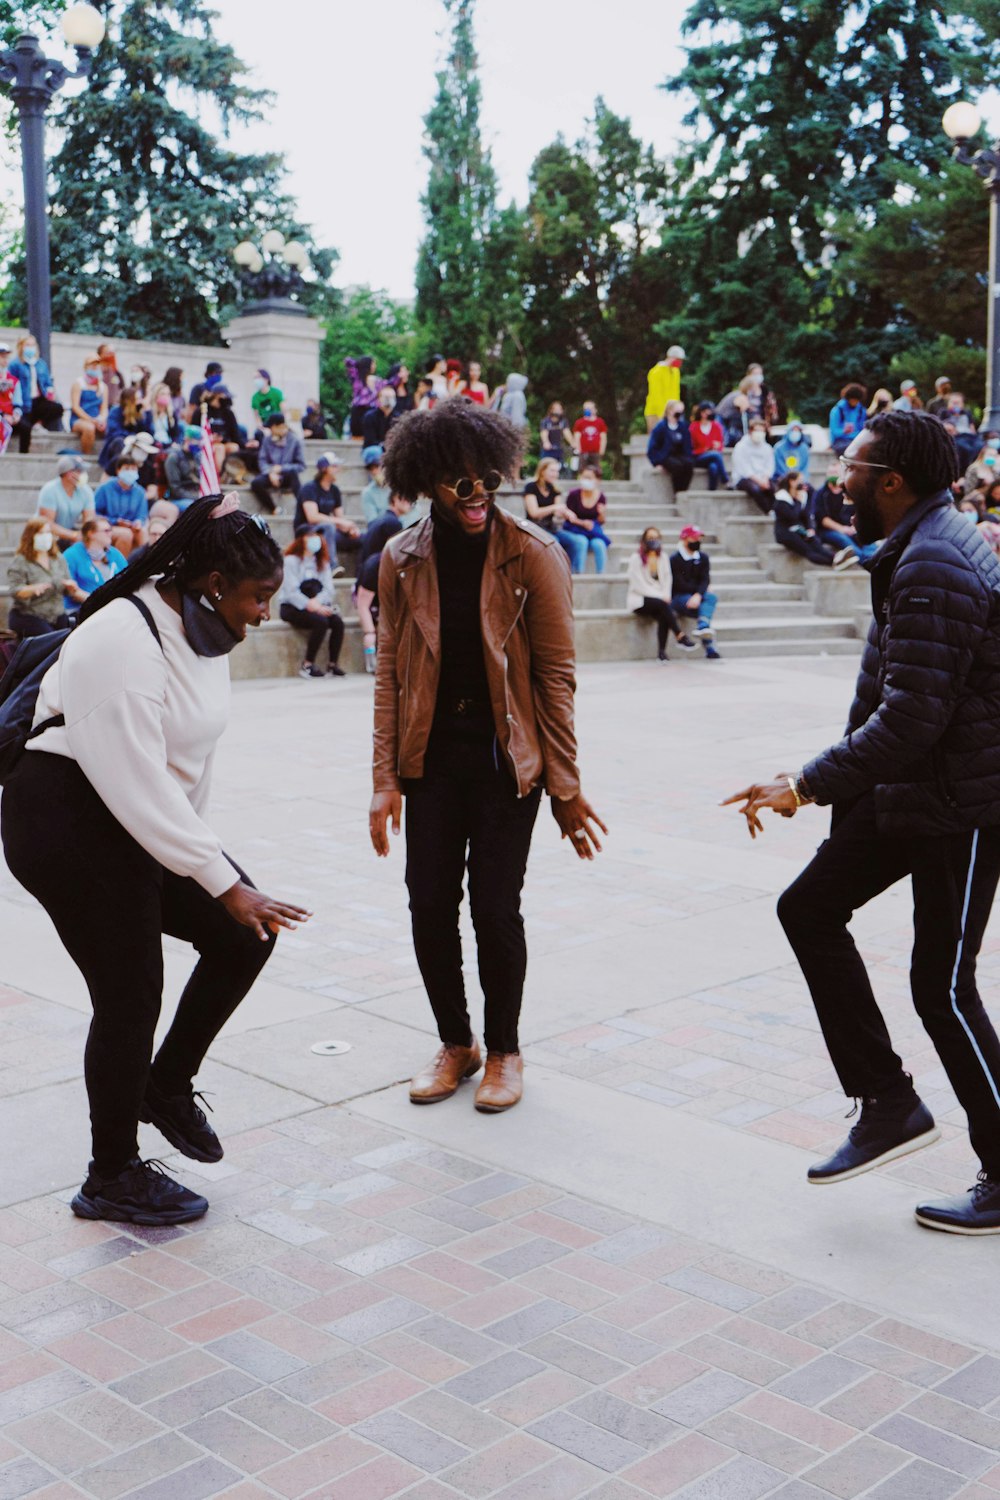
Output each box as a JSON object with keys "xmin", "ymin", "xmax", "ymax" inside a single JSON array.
[
  {"xmin": 625, "ymin": 526, "xmax": 698, "ymax": 661},
  {"xmin": 670, "ymin": 525, "xmax": 721, "ymax": 659},
  {"xmin": 647, "ymin": 400, "xmax": 694, "ymax": 495},
  {"xmin": 280, "ymin": 525, "xmax": 346, "ymax": 679}
]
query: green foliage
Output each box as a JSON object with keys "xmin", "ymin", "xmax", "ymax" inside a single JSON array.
[
  {"xmin": 4, "ymin": 0, "xmax": 336, "ymax": 343},
  {"xmin": 888, "ymin": 336, "xmax": 987, "ymax": 415},
  {"xmin": 0, "ymin": 0, "xmax": 62, "ymax": 47},
  {"xmin": 414, "ymin": 0, "xmax": 520, "ymax": 368},
  {"xmin": 319, "ymin": 285, "xmax": 419, "ymax": 429}
]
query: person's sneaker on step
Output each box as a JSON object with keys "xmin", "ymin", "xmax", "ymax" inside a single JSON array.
[
  {"xmin": 808, "ymin": 1075, "xmax": 938, "ymax": 1184},
  {"xmin": 915, "ymin": 1173, "xmax": 1000, "ymax": 1234},
  {"xmin": 140, "ymin": 1076, "xmax": 223, "ymax": 1162},
  {"xmin": 71, "ymin": 1158, "xmax": 208, "ymax": 1225},
  {"xmin": 704, "ymin": 644, "xmax": 721, "ymax": 660}
]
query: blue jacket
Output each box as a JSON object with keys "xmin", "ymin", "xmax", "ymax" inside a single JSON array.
[
  {"xmin": 62, "ymin": 540, "xmax": 128, "ymax": 597},
  {"xmin": 829, "ymin": 399, "xmax": 866, "ymax": 449},
  {"xmin": 648, "ymin": 419, "xmax": 693, "ymax": 468},
  {"xmin": 94, "ymin": 477, "xmax": 149, "ymax": 526},
  {"xmin": 804, "ymin": 492, "xmax": 1000, "ymax": 835},
  {"xmin": 9, "ymin": 356, "xmax": 54, "ymax": 405}
]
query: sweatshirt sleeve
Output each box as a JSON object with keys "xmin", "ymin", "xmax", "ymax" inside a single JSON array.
[
  {"xmin": 59, "ymin": 627, "xmax": 234, "ymax": 896},
  {"xmin": 281, "ymin": 555, "xmax": 308, "ymax": 611}
]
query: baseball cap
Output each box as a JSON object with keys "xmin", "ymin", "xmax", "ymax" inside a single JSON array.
[
  {"xmin": 361, "ymin": 444, "xmax": 384, "ymax": 467},
  {"xmin": 56, "ymin": 454, "xmax": 87, "ymax": 475},
  {"xmin": 679, "ymin": 525, "xmax": 704, "ymax": 543},
  {"xmin": 901, "ymin": 379, "xmax": 917, "ymax": 393},
  {"xmin": 667, "ymin": 345, "xmax": 687, "ymax": 360},
  {"xmin": 316, "ymin": 451, "xmax": 340, "ymax": 470},
  {"xmin": 935, "ymin": 376, "xmax": 951, "ymax": 389},
  {"xmin": 0, "ymin": 343, "xmax": 10, "ymax": 354},
  {"xmin": 257, "ymin": 367, "xmax": 270, "ymax": 381}
]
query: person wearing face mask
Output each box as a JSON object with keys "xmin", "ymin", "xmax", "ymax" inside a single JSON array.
[
  {"xmin": 68, "ymin": 356, "xmax": 110, "ymax": 458},
  {"xmin": 625, "ymin": 528, "xmax": 698, "ymax": 661},
  {"xmin": 942, "ymin": 394, "xmax": 980, "ymax": 469},
  {"xmin": 362, "ymin": 385, "xmax": 398, "ymax": 449},
  {"xmin": 10, "ymin": 335, "xmax": 63, "ymax": 454},
  {"xmin": 249, "ymin": 414, "xmax": 306, "ymax": 516},
  {"xmin": 539, "ymin": 402, "xmax": 571, "ymax": 473},
  {"xmin": 370, "ymin": 398, "xmax": 606, "ymax": 1115},
  {"xmin": 670, "ymin": 525, "xmax": 721, "ymax": 658},
  {"xmin": 0, "ymin": 343, "xmax": 24, "ymax": 438},
  {"xmin": 645, "ymin": 346, "xmax": 686, "ymax": 432},
  {"xmin": 279, "ymin": 525, "xmax": 346, "ymax": 679},
  {"xmin": 6, "ymin": 518, "xmax": 85, "ymax": 636},
  {"xmin": 63, "ymin": 517, "xmax": 128, "ymax": 604},
  {"xmin": 689, "ymin": 404, "xmax": 728, "ymax": 490},
  {"xmin": 1, "ymin": 497, "xmax": 311, "ymax": 1226},
  {"xmin": 648, "ymin": 400, "xmax": 694, "ymax": 494},
  {"xmin": 250, "ymin": 368, "xmax": 284, "ymax": 434},
  {"xmin": 572, "ymin": 399, "xmax": 608, "ymax": 468},
  {"xmin": 294, "ymin": 453, "xmax": 360, "ymax": 570},
  {"xmin": 361, "ymin": 447, "xmax": 391, "ymax": 523},
  {"xmin": 96, "ymin": 342, "xmax": 124, "ymax": 408},
  {"xmin": 724, "ymin": 412, "xmax": 1000, "ymax": 1236},
  {"xmin": 811, "ymin": 466, "xmax": 879, "ymax": 570},
  {"xmin": 962, "ymin": 434, "xmax": 1000, "ymax": 496},
  {"xmin": 773, "ymin": 473, "xmax": 831, "ymax": 567},
  {"xmin": 99, "ymin": 385, "xmax": 148, "ymax": 475},
  {"xmin": 562, "ymin": 462, "xmax": 612, "ymax": 573},
  {"xmin": 164, "ymin": 426, "xmax": 203, "ymax": 508},
  {"xmin": 732, "ymin": 418, "xmax": 778, "ymax": 512},
  {"xmin": 145, "ymin": 383, "xmax": 183, "ymax": 451},
  {"xmin": 773, "ymin": 421, "xmax": 813, "ymax": 484},
  {"xmin": 37, "ymin": 455, "xmax": 96, "ymax": 549},
  {"xmin": 94, "ymin": 454, "xmax": 150, "ymax": 557}
]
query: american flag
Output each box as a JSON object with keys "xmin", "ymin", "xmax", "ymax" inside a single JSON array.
[{"xmin": 199, "ymin": 411, "xmax": 220, "ymax": 497}]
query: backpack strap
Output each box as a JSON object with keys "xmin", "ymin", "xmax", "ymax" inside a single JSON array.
[{"xmin": 24, "ymin": 594, "xmax": 163, "ymax": 745}]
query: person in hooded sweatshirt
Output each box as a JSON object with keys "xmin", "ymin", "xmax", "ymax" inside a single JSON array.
[
  {"xmin": 499, "ymin": 374, "xmax": 528, "ymax": 431},
  {"xmin": 773, "ymin": 422, "xmax": 813, "ymax": 484}
]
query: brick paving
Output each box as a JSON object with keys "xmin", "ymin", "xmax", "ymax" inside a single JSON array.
[{"xmin": 1, "ymin": 659, "xmax": 999, "ymax": 1496}]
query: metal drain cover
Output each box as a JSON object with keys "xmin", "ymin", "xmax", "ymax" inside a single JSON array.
[{"xmin": 310, "ymin": 1040, "xmax": 353, "ymax": 1056}]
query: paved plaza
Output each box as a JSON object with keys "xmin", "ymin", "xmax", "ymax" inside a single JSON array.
[{"xmin": 3, "ymin": 653, "xmax": 1000, "ymax": 1498}]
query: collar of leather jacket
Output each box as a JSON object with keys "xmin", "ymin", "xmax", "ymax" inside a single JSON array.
[{"xmin": 393, "ymin": 505, "xmax": 534, "ymax": 571}]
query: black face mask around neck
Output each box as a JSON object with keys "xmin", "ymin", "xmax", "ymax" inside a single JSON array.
[{"xmin": 180, "ymin": 591, "xmax": 241, "ymax": 657}]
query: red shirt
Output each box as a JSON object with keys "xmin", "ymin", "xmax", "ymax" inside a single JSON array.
[
  {"xmin": 690, "ymin": 419, "xmax": 724, "ymax": 458},
  {"xmin": 573, "ymin": 416, "xmax": 607, "ymax": 454}
]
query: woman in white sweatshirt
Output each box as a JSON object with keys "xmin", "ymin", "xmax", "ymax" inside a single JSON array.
[
  {"xmin": 625, "ymin": 527, "xmax": 698, "ymax": 661},
  {"xmin": 0, "ymin": 496, "xmax": 310, "ymax": 1226}
]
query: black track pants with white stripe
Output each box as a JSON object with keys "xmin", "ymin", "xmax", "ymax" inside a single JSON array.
[{"xmin": 777, "ymin": 792, "xmax": 1000, "ymax": 1177}]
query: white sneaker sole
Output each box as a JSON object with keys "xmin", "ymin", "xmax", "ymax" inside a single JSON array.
[
  {"xmin": 914, "ymin": 1210, "xmax": 1000, "ymax": 1235},
  {"xmin": 808, "ymin": 1126, "xmax": 940, "ymax": 1185}
]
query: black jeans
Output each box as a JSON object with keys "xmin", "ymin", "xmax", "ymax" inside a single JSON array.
[
  {"xmin": 1, "ymin": 752, "xmax": 276, "ymax": 1176},
  {"xmin": 736, "ymin": 478, "xmax": 773, "ymax": 514},
  {"xmin": 659, "ymin": 458, "xmax": 693, "ymax": 494},
  {"xmin": 16, "ymin": 395, "xmax": 63, "ymax": 453},
  {"xmin": 403, "ymin": 743, "xmax": 542, "ymax": 1054},
  {"xmin": 7, "ymin": 609, "xmax": 71, "ymax": 639},
  {"xmin": 250, "ymin": 469, "xmax": 301, "ymax": 512},
  {"xmin": 279, "ymin": 603, "xmax": 344, "ymax": 665},
  {"xmin": 633, "ymin": 598, "xmax": 681, "ymax": 653},
  {"xmin": 777, "ymin": 794, "xmax": 1000, "ymax": 1176},
  {"xmin": 775, "ymin": 527, "xmax": 832, "ymax": 567}
]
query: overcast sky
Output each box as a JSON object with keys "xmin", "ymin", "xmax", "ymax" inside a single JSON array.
[{"xmin": 212, "ymin": 0, "xmax": 691, "ymax": 300}]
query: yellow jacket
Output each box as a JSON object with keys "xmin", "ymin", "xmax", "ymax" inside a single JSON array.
[{"xmin": 646, "ymin": 363, "xmax": 680, "ymax": 418}]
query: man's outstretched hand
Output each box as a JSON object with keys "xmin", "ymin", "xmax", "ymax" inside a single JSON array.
[{"xmin": 722, "ymin": 780, "xmax": 800, "ymax": 839}]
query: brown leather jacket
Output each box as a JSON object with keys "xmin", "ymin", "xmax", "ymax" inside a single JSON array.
[{"xmin": 372, "ymin": 509, "xmax": 580, "ymax": 800}]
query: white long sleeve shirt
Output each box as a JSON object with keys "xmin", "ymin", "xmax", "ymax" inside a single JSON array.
[
  {"xmin": 731, "ymin": 434, "xmax": 777, "ymax": 485},
  {"xmin": 626, "ymin": 551, "xmax": 672, "ymax": 613},
  {"xmin": 28, "ymin": 581, "xmax": 235, "ymax": 896}
]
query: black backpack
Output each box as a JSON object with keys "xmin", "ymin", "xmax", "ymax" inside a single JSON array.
[{"xmin": 0, "ymin": 595, "xmax": 162, "ymax": 785}]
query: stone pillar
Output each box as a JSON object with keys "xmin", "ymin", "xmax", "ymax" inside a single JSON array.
[{"xmin": 222, "ymin": 311, "xmax": 323, "ymax": 433}]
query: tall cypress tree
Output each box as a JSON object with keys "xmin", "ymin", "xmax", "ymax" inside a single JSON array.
[
  {"xmin": 661, "ymin": 0, "xmax": 1000, "ymax": 416},
  {"xmin": 20, "ymin": 0, "xmax": 334, "ymax": 343},
  {"xmin": 415, "ymin": 0, "xmax": 519, "ymax": 363}
]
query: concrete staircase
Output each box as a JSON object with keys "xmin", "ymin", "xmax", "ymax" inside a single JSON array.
[{"xmin": 1, "ymin": 431, "xmax": 870, "ymax": 678}]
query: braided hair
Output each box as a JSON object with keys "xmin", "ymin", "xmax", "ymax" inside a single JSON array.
[
  {"xmin": 866, "ymin": 411, "xmax": 960, "ymax": 496},
  {"xmin": 77, "ymin": 496, "xmax": 283, "ymax": 624}
]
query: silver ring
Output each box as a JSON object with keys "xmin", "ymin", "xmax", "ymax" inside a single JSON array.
[{"xmin": 572, "ymin": 829, "xmax": 587, "ymax": 839}]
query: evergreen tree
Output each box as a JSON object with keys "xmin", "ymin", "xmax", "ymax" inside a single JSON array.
[
  {"xmin": 661, "ymin": 0, "xmax": 1000, "ymax": 418},
  {"xmin": 414, "ymin": 0, "xmax": 519, "ymax": 365},
  {"xmin": 11, "ymin": 0, "xmax": 335, "ymax": 343}
]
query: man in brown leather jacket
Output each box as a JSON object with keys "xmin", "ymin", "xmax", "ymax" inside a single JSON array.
[{"xmin": 369, "ymin": 399, "xmax": 606, "ymax": 1113}]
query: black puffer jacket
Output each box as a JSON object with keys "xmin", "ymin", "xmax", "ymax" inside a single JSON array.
[{"xmin": 803, "ymin": 491, "xmax": 1000, "ymax": 835}]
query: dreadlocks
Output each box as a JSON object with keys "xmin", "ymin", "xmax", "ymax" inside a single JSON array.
[
  {"xmin": 866, "ymin": 411, "xmax": 960, "ymax": 496},
  {"xmin": 77, "ymin": 496, "xmax": 283, "ymax": 624},
  {"xmin": 383, "ymin": 398, "xmax": 523, "ymax": 503}
]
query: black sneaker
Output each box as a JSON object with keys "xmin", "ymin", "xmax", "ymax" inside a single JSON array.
[
  {"xmin": 916, "ymin": 1174, "xmax": 1000, "ymax": 1235},
  {"xmin": 808, "ymin": 1092, "xmax": 939, "ymax": 1185},
  {"xmin": 140, "ymin": 1078, "xmax": 223, "ymax": 1162},
  {"xmin": 71, "ymin": 1158, "xmax": 208, "ymax": 1225},
  {"xmin": 676, "ymin": 635, "xmax": 699, "ymax": 653},
  {"xmin": 328, "ymin": 663, "xmax": 347, "ymax": 678},
  {"xmin": 705, "ymin": 645, "xmax": 722, "ymax": 660}
]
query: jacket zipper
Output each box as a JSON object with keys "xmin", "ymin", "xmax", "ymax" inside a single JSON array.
[{"xmin": 500, "ymin": 588, "xmax": 529, "ymax": 795}]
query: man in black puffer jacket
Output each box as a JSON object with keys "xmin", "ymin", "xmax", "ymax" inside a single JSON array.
[{"xmin": 725, "ymin": 412, "xmax": 1000, "ymax": 1235}]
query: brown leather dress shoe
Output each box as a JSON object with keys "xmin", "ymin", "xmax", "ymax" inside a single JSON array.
[
  {"xmin": 409, "ymin": 1041, "xmax": 482, "ymax": 1104},
  {"xmin": 474, "ymin": 1052, "xmax": 524, "ymax": 1113}
]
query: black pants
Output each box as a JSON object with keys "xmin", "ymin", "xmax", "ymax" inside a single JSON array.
[
  {"xmin": 7, "ymin": 609, "xmax": 71, "ymax": 639},
  {"xmin": 16, "ymin": 395, "xmax": 63, "ymax": 453},
  {"xmin": 736, "ymin": 478, "xmax": 773, "ymax": 514},
  {"xmin": 1, "ymin": 753, "xmax": 275, "ymax": 1176},
  {"xmin": 279, "ymin": 603, "xmax": 344, "ymax": 665},
  {"xmin": 775, "ymin": 527, "xmax": 832, "ymax": 567},
  {"xmin": 660, "ymin": 458, "xmax": 693, "ymax": 494},
  {"xmin": 633, "ymin": 598, "xmax": 681, "ymax": 653},
  {"xmin": 250, "ymin": 469, "xmax": 301, "ymax": 512},
  {"xmin": 777, "ymin": 794, "xmax": 1000, "ymax": 1176},
  {"xmin": 403, "ymin": 747, "xmax": 542, "ymax": 1054}
]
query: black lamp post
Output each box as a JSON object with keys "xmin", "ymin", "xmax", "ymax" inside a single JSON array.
[
  {"xmin": 943, "ymin": 100, "xmax": 1000, "ymax": 433},
  {"xmin": 232, "ymin": 232, "xmax": 310, "ymax": 317},
  {"xmin": 0, "ymin": 3, "xmax": 106, "ymax": 366}
]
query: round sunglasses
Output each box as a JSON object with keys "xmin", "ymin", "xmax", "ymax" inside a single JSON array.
[{"xmin": 440, "ymin": 471, "xmax": 504, "ymax": 502}]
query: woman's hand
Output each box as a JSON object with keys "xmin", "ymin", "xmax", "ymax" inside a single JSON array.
[
  {"xmin": 219, "ymin": 880, "xmax": 312, "ymax": 941},
  {"xmin": 370, "ymin": 791, "xmax": 403, "ymax": 856},
  {"xmin": 551, "ymin": 793, "xmax": 608, "ymax": 860}
]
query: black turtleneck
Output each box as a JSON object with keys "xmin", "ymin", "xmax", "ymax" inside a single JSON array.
[{"xmin": 431, "ymin": 507, "xmax": 492, "ymax": 739}]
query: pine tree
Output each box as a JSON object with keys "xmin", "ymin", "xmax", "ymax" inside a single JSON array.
[
  {"xmin": 661, "ymin": 0, "xmax": 1000, "ymax": 417},
  {"xmin": 13, "ymin": 0, "xmax": 335, "ymax": 343},
  {"xmin": 414, "ymin": 0, "xmax": 519, "ymax": 365}
]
